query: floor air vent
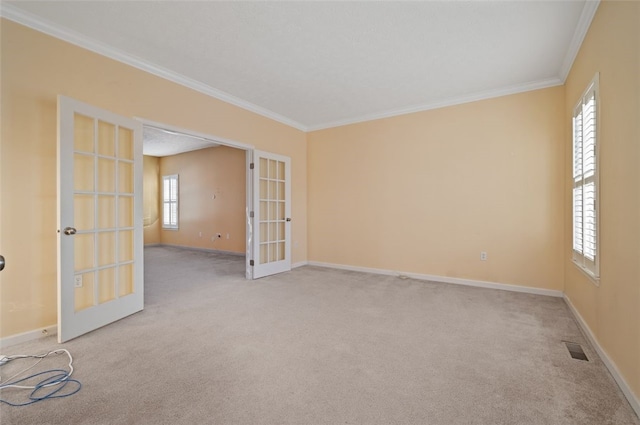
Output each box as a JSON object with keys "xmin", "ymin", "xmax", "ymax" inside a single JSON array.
[{"xmin": 564, "ymin": 341, "xmax": 589, "ymax": 361}]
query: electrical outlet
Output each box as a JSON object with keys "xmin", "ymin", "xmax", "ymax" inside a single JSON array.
[
  {"xmin": 480, "ymin": 251, "xmax": 488, "ymax": 261},
  {"xmin": 199, "ymin": 231, "xmax": 202, "ymax": 237},
  {"xmin": 74, "ymin": 275, "xmax": 83, "ymax": 288},
  {"xmin": 226, "ymin": 233, "xmax": 230, "ymax": 239}
]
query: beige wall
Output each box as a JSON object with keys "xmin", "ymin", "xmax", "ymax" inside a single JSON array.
[
  {"xmin": 563, "ymin": 1, "xmax": 640, "ymax": 401},
  {"xmin": 308, "ymin": 86, "xmax": 565, "ymax": 291},
  {"xmin": 0, "ymin": 20, "xmax": 307, "ymax": 338},
  {"xmin": 158, "ymin": 146, "xmax": 246, "ymax": 253},
  {"xmin": 143, "ymin": 155, "xmax": 161, "ymax": 245}
]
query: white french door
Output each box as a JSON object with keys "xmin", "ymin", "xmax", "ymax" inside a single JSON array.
[
  {"xmin": 252, "ymin": 150, "xmax": 291, "ymax": 279},
  {"xmin": 57, "ymin": 96, "xmax": 144, "ymax": 343}
]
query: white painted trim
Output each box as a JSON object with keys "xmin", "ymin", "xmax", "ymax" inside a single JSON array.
[
  {"xmin": 136, "ymin": 118, "xmax": 254, "ymax": 151},
  {"xmin": 564, "ymin": 294, "xmax": 640, "ymax": 417},
  {"xmin": 1, "ymin": 3, "xmax": 590, "ymax": 134},
  {"xmin": 292, "ymin": 261, "xmax": 308, "ymax": 269},
  {"xmin": 559, "ymin": 0, "xmax": 600, "ymax": 81},
  {"xmin": 0, "ymin": 325, "xmax": 57, "ymax": 348},
  {"xmin": 157, "ymin": 243, "xmax": 245, "ymax": 257},
  {"xmin": 307, "ymin": 261, "xmax": 563, "ymax": 298},
  {"xmin": 0, "ymin": 4, "xmax": 307, "ymax": 132},
  {"xmin": 306, "ymin": 78, "xmax": 564, "ymax": 131}
]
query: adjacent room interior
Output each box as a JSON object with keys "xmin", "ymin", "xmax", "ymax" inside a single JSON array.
[{"xmin": 142, "ymin": 125, "xmax": 247, "ymax": 269}]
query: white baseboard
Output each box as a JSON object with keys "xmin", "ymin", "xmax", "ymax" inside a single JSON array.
[
  {"xmin": 563, "ymin": 295, "xmax": 640, "ymax": 418},
  {"xmin": 0, "ymin": 325, "xmax": 57, "ymax": 348},
  {"xmin": 292, "ymin": 261, "xmax": 308, "ymax": 269},
  {"xmin": 156, "ymin": 243, "xmax": 245, "ymax": 257},
  {"xmin": 307, "ymin": 261, "xmax": 563, "ymax": 298}
]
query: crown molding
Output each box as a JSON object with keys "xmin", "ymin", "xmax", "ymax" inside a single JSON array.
[
  {"xmin": 1, "ymin": 2, "xmax": 597, "ymax": 133},
  {"xmin": 0, "ymin": 4, "xmax": 309, "ymax": 132},
  {"xmin": 307, "ymin": 77, "xmax": 564, "ymax": 132},
  {"xmin": 559, "ymin": 0, "xmax": 600, "ymax": 81}
]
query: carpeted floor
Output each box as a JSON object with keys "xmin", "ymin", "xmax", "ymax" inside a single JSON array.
[{"xmin": 1, "ymin": 245, "xmax": 638, "ymax": 424}]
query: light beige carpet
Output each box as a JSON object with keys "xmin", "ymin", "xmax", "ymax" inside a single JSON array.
[{"xmin": 1, "ymin": 246, "xmax": 638, "ymax": 424}]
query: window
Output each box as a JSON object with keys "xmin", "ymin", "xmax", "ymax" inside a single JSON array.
[
  {"xmin": 572, "ymin": 73, "xmax": 599, "ymax": 280},
  {"xmin": 162, "ymin": 174, "xmax": 179, "ymax": 229}
]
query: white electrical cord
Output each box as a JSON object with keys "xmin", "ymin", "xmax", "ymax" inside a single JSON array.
[{"xmin": 0, "ymin": 349, "xmax": 74, "ymax": 389}]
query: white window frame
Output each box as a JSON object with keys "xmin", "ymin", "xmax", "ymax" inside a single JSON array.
[
  {"xmin": 572, "ymin": 73, "xmax": 599, "ymax": 283},
  {"xmin": 162, "ymin": 174, "xmax": 179, "ymax": 230}
]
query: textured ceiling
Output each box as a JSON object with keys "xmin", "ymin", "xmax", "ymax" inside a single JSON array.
[
  {"xmin": 143, "ymin": 126, "xmax": 219, "ymax": 157},
  {"xmin": 3, "ymin": 1, "xmax": 597, "ymax": 131}
]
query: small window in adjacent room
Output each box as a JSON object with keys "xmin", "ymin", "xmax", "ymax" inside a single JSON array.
[
  {"xmin": 572, "ymin": 73, "xmax": 599, "ymax": 281},
  {"xmin": 162, "ymin": 174, "xmax": 179, "ymax": 229}
]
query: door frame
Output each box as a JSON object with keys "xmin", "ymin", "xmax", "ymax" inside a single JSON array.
[{"xmin": 135, "ymin": 118, "xmax": 259, "ymax": 279}]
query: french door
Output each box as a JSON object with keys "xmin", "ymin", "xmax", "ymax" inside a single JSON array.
[
  {"xmin": 57, "ymin": 96, "xmax": 143, "ymax": 343},
  {"xmin": 252, "ymin": 150, "xmax": 291, "ymax": 278}
]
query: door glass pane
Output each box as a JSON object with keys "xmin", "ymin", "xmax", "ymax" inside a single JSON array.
[
  {"xmin": 74, "ymin": 272, "xmax": 95, "ymax": 312},
  {"xmin": 260, "ymin": 179, "xmax": 268, "ymax": 199},
  {"xmin": 74, "ymin": 194, "xmax": 94, "ymax": 231},
  {"xmin": 118, "ymin": 127, "xmax": 134, "ymax": 160},
  {"xmin": 74, "ymin": 114, "xmax": 94, "ymax": 153},
  {"xmin": 269, "ymin": 181, "xmax": 277, "ymax": 199},
  {"xmin": 269, "ymin": 222, "xmax": 277, "ymax": 243},
  {"xmin": 269, "ymin": 201, "xmax": 277, "ymax": 221},
  {"xmin": 119, "ymin": 162, "xmax": 133, "ymax": 193},
  {"xmin": 277, "ymin": 182, "xmax": 285, "ymax": 200},
  {"xmin": 119, "ymin": 230, "xmax": 133, "ymax": 262},
  {"xmin": 278, "ymin": 222, "xmax": 285, "ymax": 241},
  {"xmin": 118, "ymin": 196, "xmax": 133, "ymax": 227},
  {"xmin": 259, "ymin": 158, "xmax": 268, "ymax": 178},
  {"xmin": 118, "ymin": 264, "xmax": 134, "ymax": 297},
  {"xmin": 278, "ymin": 202, "xmax": 285, "ymax": 221},
  {"xmin": 74, "ymin": 154, "xmax": 94, "ymax": 191},
  {"xmin": 98, "ymin": 232, "xmax": 116, "ymax": 266},
  {"xmin": 278, "ymin": 161, "xmax": 285, "ymax": 180},
  {"xmin": 98, "ymin": 158, "xmax": 116, "ymax": 192},
  {"xmin": 260, "ymin": 244, "xmax": 268, "ymax": 263},
  {"xmin": 277, "ymin": 242, "xmax": 285, "ymax": 261},
  {"xmin": 74, "ymin": 234, "xmax": 95, "ymax": 271},
  {"xmin": 97, "ymin": 268, "xmax": 116, "ymax": 304},
  {"xmin": 260, "ymin": 201, "xmax": 267, "ymax": 219},
  {"xmin": 269, "ymin": 242, "xmax": 278, "ymax": 262},
  {"xmin": 260, "ymin": 223, "xmax": 268, "ymax": 242},
  {"xmin": 97, "ymin": 196, "xmax": 116, "ymax": 229},
  {"xmin": 269, "ymin": 160, "xmax": 277, "ymax": 179},
  {"xmin": 97, "ymin": 121, "xmax": 115, "ymax": 157}
]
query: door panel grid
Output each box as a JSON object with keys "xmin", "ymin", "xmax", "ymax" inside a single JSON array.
[
  {"xmin": 72, "ymin": 113, "xmax": 135, "ymax": 312},
  {"xmin": 259, "ymin": 157, "xmax": 286, "ymax": 264},
  {"xmin": 59, "ymin": 95, "xmax": 143, "ymax": 343}
]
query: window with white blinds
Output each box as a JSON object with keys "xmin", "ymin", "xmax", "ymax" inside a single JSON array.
[
  {"xmin": 162, "ymin": 174, "xmax": 179, "ymax": 229},
  {"xmin": 572, "ymin": 73, "xmax": 599, "ymax": 279}
]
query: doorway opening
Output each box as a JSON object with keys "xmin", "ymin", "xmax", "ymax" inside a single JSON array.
[{"xmin": 140, "ymin": 120, "xmax": 253, "ymax": 279}]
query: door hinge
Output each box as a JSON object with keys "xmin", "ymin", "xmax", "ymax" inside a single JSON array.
[
  {"xmin": 250, "ymin": 260, "xmax": 254, "ymax": 266},
  {"xmin": 250, "ymin": 211, "xmax": 254, "ymax": 218},
  {"xmin": 250, "ymin": 162, "xmax": 254, "ymax": 170}
]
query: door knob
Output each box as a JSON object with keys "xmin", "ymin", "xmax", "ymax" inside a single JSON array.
[
  {"xmin": 286, "ymin": 218, "xmax": 292, "ymax": 222},
  {"xmin": 63, "ymin": 227, "xmax": 77, "ymax": 235},
  {"xmin": 0, "ymin": 255, "xmax": 5, "ymax": 271}
]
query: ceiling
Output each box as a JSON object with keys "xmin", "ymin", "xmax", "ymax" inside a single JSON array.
[
  {"xmin": 143, "ymin": 126, "xmax": 219, "ymax": 157},
  {"xmin": 3, "ymin": 1, "xmax": 598, "ymax": 132}
]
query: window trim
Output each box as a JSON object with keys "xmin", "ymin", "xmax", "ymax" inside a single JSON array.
[
  {"xmin": 162, "ymin": 174, "xmax": 179, "ymax": 230},
  {"xmin": 572, "ymin": 73, "xmax": 600, "ymax": 284}
]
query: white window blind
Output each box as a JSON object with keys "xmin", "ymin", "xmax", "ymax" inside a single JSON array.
[
  {"xmin": 572, "ymin": 73, "xmax": 599, "ymax": 279},
  {"xmin": 162, "ymin": 175, "xmax": 179, "ymax": 229}
]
